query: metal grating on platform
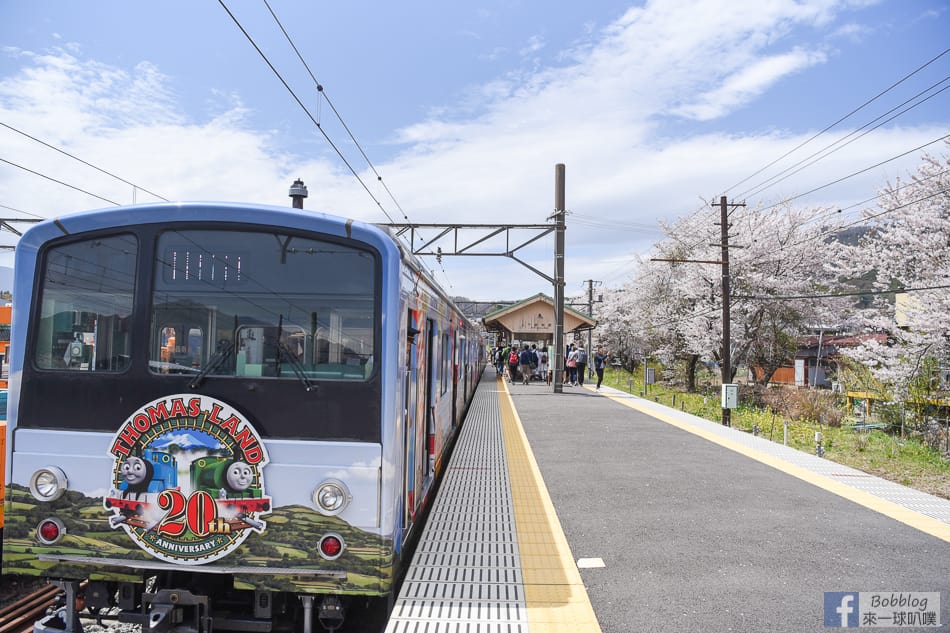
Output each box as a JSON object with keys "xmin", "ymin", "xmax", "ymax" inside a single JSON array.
[{"xmin": 385, "ymin": 383, "xmax": 528, "ymax": 633}]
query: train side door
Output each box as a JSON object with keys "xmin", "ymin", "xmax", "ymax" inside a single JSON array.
[
  {"xmin": 424, "ymin": 319, "xmax": 436, "ymax": 480},
  {"xmin": 450, "ymin": 332, "xmax": 458, "ymax": 427},
  {"xmin": 403, "ymin": 315, "xmax": 419, "ymax": 527}
]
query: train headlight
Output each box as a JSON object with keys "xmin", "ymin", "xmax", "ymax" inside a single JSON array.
[
  {"xmin": 312, "ymin": 479, "xmax": 351, "ymax": 516},
  {"xmin": 37, "ymin": 517, "xmax": 66, "ymax": 545},
  {"xmin": 29, "ymin": 466, "xmax": 68, "ymax": 502}
]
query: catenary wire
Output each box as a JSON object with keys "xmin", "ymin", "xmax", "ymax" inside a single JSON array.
[
  {"xmin": 224, "ymin": 2, "xmax": 451, "ymax": 287},
  {"xmin": 262, "ymin": 0, "xmax": 411, "ymax": 224},
  {"xmin": 257, "ymin": 0, "xmax": 455, "ymax": 289},
  {"xmin": 0, "ymin": 202, "xmax": 45, "ymax": 219},
  {"xmin": 217, "ymin": 0, "xmax": 397, "ymax": 225}
]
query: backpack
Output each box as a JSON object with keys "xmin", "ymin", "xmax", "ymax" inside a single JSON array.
[
  {"xmin": 540, "ymin": 352, "xmax": 548, "ymax": 363},
  {"xmin": 509, "ymin": 351, "xmax": 519, "ymax": 365},
  {"xmin": 575, "ymin": 350, "xmax": 588, "ymax": 364}
]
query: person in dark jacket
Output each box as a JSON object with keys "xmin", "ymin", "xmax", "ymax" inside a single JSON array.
[
  {"xmin": 593, "ymin": 346, "xmax": 609, "ymax": 390},
  {"xmin": 519, "ymin": 347, "xmax": 534, "ymax": 385}
]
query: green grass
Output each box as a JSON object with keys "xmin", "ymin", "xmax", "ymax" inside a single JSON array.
[{"xmin": 600, "ymin": 367, "xmax": 950, "ymax": 500}]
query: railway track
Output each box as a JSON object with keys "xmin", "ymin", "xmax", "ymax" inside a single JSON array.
[{"xmin": 0, "ymin": 583, "xmax": 60, "ymax": 633}]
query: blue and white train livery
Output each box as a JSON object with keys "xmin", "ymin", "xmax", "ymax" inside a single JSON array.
[{"xmin": 1, "ymin": 202, "xmax": 484, "ymax": 632}]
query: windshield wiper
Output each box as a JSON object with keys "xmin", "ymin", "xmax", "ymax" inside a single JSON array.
[
  {"xmin": 189, "ymin": 340, "xmax": 234, "ymax": 389},
  {"xmin": 278, "ymin": 341, "xmax": 316, "ymax": 393}
]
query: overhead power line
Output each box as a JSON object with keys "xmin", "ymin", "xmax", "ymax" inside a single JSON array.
[
  {"xmin": 756, "ymin": 132, "xmax": 950, "ymax": 214},
  {"xmin": 795, "ymin": 167, "xmax": 950, "ymax": 231},
  {"xmin": 0, "ymin": 157, "xmax": 121, "ymax": 206},
  {"xmin": 736, "ymin": 76, "xmax": 950, "ymax": 201},
  {"xmin": 0, "ymin": 121, "xmax": 170, "ymax": 202},
  {"xmin": 724, "ymin": 46, "xmax": 950, "ymax": 196},
  {"xmin": 734, "ymin": 284, "xmax": 950, "ymax": 301}
]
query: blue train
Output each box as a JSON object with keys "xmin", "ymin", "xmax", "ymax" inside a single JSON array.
[{"xmin": 1, "ymin": 202, "xmax": 485, "ymax": 632}]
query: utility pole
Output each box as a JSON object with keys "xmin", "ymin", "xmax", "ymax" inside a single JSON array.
[
  {"xmin": 553, "ymin": 164, "xmax": 566, "ymax": 394},
  {"xmin": 651, "ymin": 196, "xmax": 742, "ymax": 425},
  {"xmin": 716, "ymin": 195, "xmax": 744, "ymax": 426},
  {"xmin": 584, "ymin": 279, "xmax": 601, "ymax": 379}
]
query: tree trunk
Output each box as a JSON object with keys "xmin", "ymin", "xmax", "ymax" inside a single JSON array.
[{"xmin": 685, "ymin": 354, "xmax": 699, "ymax": 392}]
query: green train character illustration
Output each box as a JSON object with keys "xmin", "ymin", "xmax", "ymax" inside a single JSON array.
[{"xmin": 190, "ymin": 456, "xmax": 270, "ymax": 513}]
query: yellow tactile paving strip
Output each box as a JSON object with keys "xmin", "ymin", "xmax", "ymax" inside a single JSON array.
[{"xmin": 498, "ymin": 377, "xmax": 603, "ymax": 632}]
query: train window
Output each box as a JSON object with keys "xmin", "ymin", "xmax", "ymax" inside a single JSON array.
[
  {"xmin": 33, "ymin": 234, "xmax": 137, "ymax": 371},
  {"xmin": 150, "ymin": 229, "xmax": 377, "ymax": 380},
  {"xmin": 441, "ymin": 333, "xmax": 451, "ymax": 395},
  {"xmin": 156, "ymin": 326, "xmax": 204, "ymax": 371}
]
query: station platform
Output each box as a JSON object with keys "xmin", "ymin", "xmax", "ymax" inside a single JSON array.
[{"xmin": 386, "ymin": 369, "xmax": 950, "ymax": 632}]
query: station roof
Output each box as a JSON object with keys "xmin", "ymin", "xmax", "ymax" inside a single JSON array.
[{"xmin": 481, "ymin": 293, "xmax": 595, "ymax": 341}]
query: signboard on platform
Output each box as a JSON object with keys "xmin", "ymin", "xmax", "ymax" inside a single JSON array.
[{"xmin": 721, "ymin": 384, "xmax": 738, "ymax": 409}]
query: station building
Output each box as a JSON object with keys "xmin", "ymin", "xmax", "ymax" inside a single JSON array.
[{"xmin": 481, "ymin": 292, "xmax": 596, "ymax": 348}]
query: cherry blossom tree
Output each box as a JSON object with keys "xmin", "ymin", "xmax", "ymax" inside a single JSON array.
[
  {"xmin": 837, "ymin": 142, "xmax": 950, "ymax": 402},
  {"xmin": 598, "ymin": 200, "xmax": 848, "ymax": 390}
]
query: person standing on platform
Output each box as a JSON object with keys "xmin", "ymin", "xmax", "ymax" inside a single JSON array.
[
  {"xmin": 564, "ymin": 343, "xmax": 575, "ymax": 385},
  {"xmin": 571, "ymin": 344, "xmax": 588, "ymax": 386},
  {"xmin": 538, "ymin": 347, "xmax": 550, "ymax": 385},
  {"xmin": 519, "ymin": 346, "xmax": 534, "ymax": 385},
  {"xmin": 593, "ymin": 346, "xmax": 609, "ymax": 390}
]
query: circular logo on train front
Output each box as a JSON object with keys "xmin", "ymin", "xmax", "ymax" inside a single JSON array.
[{"xmin": 104, "ymin": 395, "xmax": 271, "ymax": 565}]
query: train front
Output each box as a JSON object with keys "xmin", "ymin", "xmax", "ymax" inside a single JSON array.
[{"xmin": 1, "ymin": 203, "xmax": 404, "ymax": 632}]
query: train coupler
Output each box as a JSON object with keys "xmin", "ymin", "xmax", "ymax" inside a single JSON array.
[
  {"xmin": 120, "ymin": 589, "xmax": 211, "ymax": 633},
  {"xmin": 316, "ymin": 596, "xmax": 345, "ymax": 632}
]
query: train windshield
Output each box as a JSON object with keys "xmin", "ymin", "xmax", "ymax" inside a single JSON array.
[
  {"xmin": 34, "ymin": 234, "xmax": 137, "ymax": 371},
  {"xmin": 150, "ymin": 229, "xmax": 376, "ymax": 381}
]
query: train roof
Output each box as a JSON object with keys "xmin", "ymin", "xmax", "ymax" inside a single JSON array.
[
  {"xmin": 17, "ymin": 202, "xmax": 400, "ymax": 258},
  {"xmin": 17, "ymin": 201, "xmax": 482, "ymax": 336}
]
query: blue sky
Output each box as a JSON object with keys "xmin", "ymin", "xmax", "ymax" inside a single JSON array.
[{"xmin": 1, "ymin": 1, "xmax": 948, "ymax": 300}]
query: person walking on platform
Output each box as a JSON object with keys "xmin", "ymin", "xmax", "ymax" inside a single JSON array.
[
  {"xmin": 519, "ymin": 347, "xmax": 534, "ymax": 385},
  {"xmin": 593, "ymin": 346, "xmax": 609, "ymax": 390},
  {"xmin": 507, "ymin": 346, "xmax": 520, "ymax": 383},
  {"xmin": 570, "ymin": 344, "xmax": 588, "ymax": 386}
]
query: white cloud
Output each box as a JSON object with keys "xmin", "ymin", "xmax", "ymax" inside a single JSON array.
[
  {"xmin": 0, "ymin": 0, "xmax": 944, "ymax": 301},
  {"xmin": 672, "ymin": 48, "xmax": 828, "ymax": 121},
  {"xmin": 832, "ymin": 22, "xmax": 873, "ymax": 42}
]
